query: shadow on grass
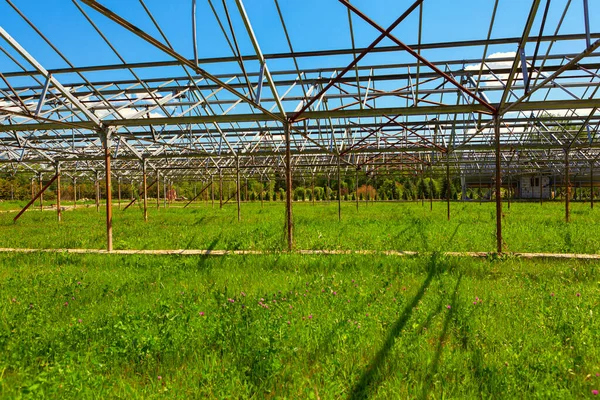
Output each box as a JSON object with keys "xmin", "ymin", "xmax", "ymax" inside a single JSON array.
[
  {"xmin": 420, "ymin": 275, "xmax": 462, "ymax": 399},
  {"xmin": 348, "ymin": 254, "xmax": 442, "ymax": 400}
]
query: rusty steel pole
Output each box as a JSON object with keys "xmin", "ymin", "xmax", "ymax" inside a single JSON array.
[
  {"xmin": 39, "ymin": 173, "xmax": 43, "ymax": 211},
  {"xmin": 219, "ymin": 171, "xmax": 223, "ymax": 209},
  {"xmin": 104, "ymin": 144, "xmax": 113, "ymax": 252},
  {"xmin": 156, "ymin": 170, "xmax": 160, "ymax": 209},
  {"xmin": 236, "ymin": 156, "xmax": 241, "ymax": 222},
  {"xmin": 355, "ymin": 169, "xmax": 359, "ymax": 212},
  {"xmin": 73, "ymin": 178, "xmax": 77, "ymax": 209},
  {"xmin": 421, "ymin": 167, "xmax": 425, "ymax": 206},
  {"xmin": 211, "ymin": 177, "xmax": 214, "ymax": 208},
  {"xmin": 95, "ymin": 171, "xmax": 100, "ymax": 212},
  {"xmin": 337, "ymin": 156, "xmax": 342, "ymax": 222},
  {"xmin": 285, "ymin": 122, "xmax": 294, "ymax": 251},
  {"xmin": 142, "ymin": 161, "xmax": 148, "ymax": 222},
  {"xmin": 507, "ymin": 172, "xmax": 512, "ymax": 210},
  {"xmin": 494, "ymin": 115, "xmax": 503, "ymax": 254},
  {"xmin": 56, "ymin": 164, "xmax": 61, "ymax": 222},
  {"xmin": 446, "ymin": 152, "xmax": 450, "ymax": 221},
  {"xmin": 539, "ymin": 172, "xmax": 543, "ymax": 206},
  {"xmin": 117, "ymin": 177, "xmax": 121, "ymax": 209},
  {"xmin": 565, "ymin": 150, "xmax": 570, "ymax": 223},
  {"xmin": 430, "ymin": 164, "xmax": 433, "ymax": 211},
  {"xmin": 312, "ymin": 174, "xmax": 315, "ymax": 206},
  {"xmin": 591, "ymin": 162, "xmax": 594, "ymax": 209}
]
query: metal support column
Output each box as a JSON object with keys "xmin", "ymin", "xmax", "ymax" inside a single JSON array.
[
  {"xmin": 142, "ymin": 161, "xmax": 148, "ymax": 222},
  {"xmin": 355, "ymin": 169, "xmax": 359, "ymax": 212},
  {"xmin": 39, "ymin": 173, "xmax": 43, "ymax": 211},
  {"xmin": 494, "ymin": 115, "xmax": 503, "ymax": 254},
  {"xmin": 285, "ymin": 122, "xmax": 293, "ymax": 251},
  {"xmin": 446, "ymin": 152, "xmax": 450, "ymax": 221},
  {"xmin": 104, "ymin": 143, "xmax": 113, "ymax": 252},
  {"xmin": 219, "ymin": 171, "xmax": 223, "ymax": 209},
  {"xmin": 156, "ymin": 170, "xmax": 160, "ymax": 209},
  {"xmin": 117, "ymin": 177, "xmax": 121, "ymax": 209},
  {"xmin": 338, "ymin": 156, "xmax": 342, "ymax": 222},
  {"xmin": 95, "ymin": 171, "xmax": 100, "ymax": 212},
  {"xmin": 565, "ymin": 150, "xmax": 570, "ymax": 222},
  {"xmin": 56, "ymin": 164, "xmax": 61, "ymax": 222},
  {"xmin": 236, "ymin": 156, "xmax": 241, "ymax": 222},
  {"xmin": 591, "ymin": 162, "xmax": 594, "ymax": 209}
]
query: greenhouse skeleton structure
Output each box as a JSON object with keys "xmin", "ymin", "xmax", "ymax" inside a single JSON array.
[{"xmin": 0, "ymin": 0, "xmax": 599, "ymax": 253}]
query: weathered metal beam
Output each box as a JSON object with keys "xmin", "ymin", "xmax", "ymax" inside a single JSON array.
[{"xmin": 13, "ymin": 173, "xmax": 58, "ymax": 222}]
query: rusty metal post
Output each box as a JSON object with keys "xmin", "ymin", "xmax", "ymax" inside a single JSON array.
[
  {"xmin": 285, "ymin": 122, "xmax": 294, "ymax": 251},
  {"xmin": 260, "ymin": 177, "xmax": 264, "ymax": 208},
  {"xmin": 117, "ymin": 177, "xmax": 121, "ymax": 209},
  {"xmin": 104, "ymin": 143, "xmax": 113, "ymax": 252},
  {"xmin": 163, "ymin": 176, "xmax": 167, "ymax": 208},
  {"xmin": 142, "ymin": 161, "xmax": 148, "ymax": 222},
  {"xmin": 236, "ymin": 156, "xmax": 241, "ymax": 222},
  {"xmin": 507, "ymin": 173, "xmax": 511, "ymax": 210},
  {"xmin": 539, "ymin": 172, "xmax": 543, "ymax": 206},
  {"xmin": 30, "ymin": 177, "xmax": 34, "ymax": 200},
  {"xmin": 337, "ymin": 156, "xmax": 342, "ymax": 222},
  {"xmin": 420, "ymin": 165, "xmax": 424, "ymax": 206},
  {"xmin": 565, "ymin": 150, "xmax": 570, "ymax": 222},
  {"xmin": 55, "ymin": 164, "xmax": 61, "ymax": 222},
  {"xmin": 219, "ymin": 171, "xmax": 223, "ymax": 209},
  {"xmin": 211, "ymin": 177, "xmax": 214, "ymax": 208},
  {"xmin": 591, "ymin": 162, "xmax": 594, "ymax": 209},
  {"xmin": 494, "ymin": 115, "xmax": 503, "ymax": 254},
  {"xmin": 430, "ymin": 164, "xmax": 433, "ymax": 211},
  {"xmin": 446, "ymin": 152, "xmax": 450, "ymax": 221},
  {"xmin": 95, "ymin": 171, "xmax": 100, "ymax": 212},
  {"xmin": 312, "ymin": 174, "xmax": 315, "ymax": 206},
  {"xmin": 39, "ymin": 173, "xmax": 43, "ymax": 211},
  {"xmin": 73, "ymin": 178, "xmax": 77, "ymax": 209},
  {"xmin": 156, "ymin": 170, "xmax": 160, "ymax": 209},
  {"xmin": 355, "ymin": 169, "xmax": 359, "ymax": 212}
]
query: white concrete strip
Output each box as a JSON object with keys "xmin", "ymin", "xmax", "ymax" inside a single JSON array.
[{"xmin": 0, "ymin": 247, "xmax": 598, "ymax": 260}]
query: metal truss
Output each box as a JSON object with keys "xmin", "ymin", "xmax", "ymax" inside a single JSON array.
[{"xmin": 0, "ymin": 0, "xmax": 599, "ymax": 252}]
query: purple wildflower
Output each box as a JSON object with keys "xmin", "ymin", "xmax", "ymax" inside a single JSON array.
[
  {"xmin": 576, "ymin": 293, "xmax": 581, "ymax": 297},
  {"xmin": 592, "ymin": 390, "xmax": 598, "ymax": 396},
  {"xmin": 228, "ymin": 298, "xmax": 235, "ymax": 303},
  {"xmin": 446, "ymin": 305, "xmax": 451, "ymax": 309},
  {"xmin": 158, "ymin": 376, "xmax": 162, "ymax": 381},
  {"xmin": 199, "ymin": 311, "xmax": 205, "ymax": 316},
  {"xmin": 78, "ymin": 319, "xmax": 82, "ymax": 323},
  {"xmin": 64, "ymin": 302, "xmax": 68, "ymax": 307},
  {"xmin": 308, "ymin": 314, "xmax": 313, "ymax": 319}
]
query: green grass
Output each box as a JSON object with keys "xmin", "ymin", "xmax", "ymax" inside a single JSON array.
[
  {"xmin": 0, "ymin": 200, "xmax": 598, "ymax": 254},
  {"xmin": 0, "ymin": 253, "xmax": 599, "ymax": 398}
]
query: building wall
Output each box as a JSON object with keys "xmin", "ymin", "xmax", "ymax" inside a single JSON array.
[{"xmin": 520, "ymin": 176, "xmax": 551, "ymax": 199}]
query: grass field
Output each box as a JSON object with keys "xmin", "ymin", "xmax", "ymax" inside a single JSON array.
[
  {"xmin": 1, "ymin": 201, "xmax": 599, "ymax": 398},
  {"xmin": 0, "ymin": 200, "xmax": 598, "ymax": 254},
  {"xmin": 0, "ymin": 252, "xmax": 599, "ymax": 398}
]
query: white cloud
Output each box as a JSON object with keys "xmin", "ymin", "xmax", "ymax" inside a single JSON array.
[{"xmin": 94, "ymin": 107, "xmax": 164, "ymax": 119}]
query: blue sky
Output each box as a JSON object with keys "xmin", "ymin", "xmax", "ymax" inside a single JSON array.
[{"xmin": 0, "ymin": 0, "xmax": 596, "ymax": 72}]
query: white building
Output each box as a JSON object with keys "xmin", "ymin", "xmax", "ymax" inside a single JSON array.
[{"xmin": 520, "ymin": 175, "xmax": 551, "ymax": 199}]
